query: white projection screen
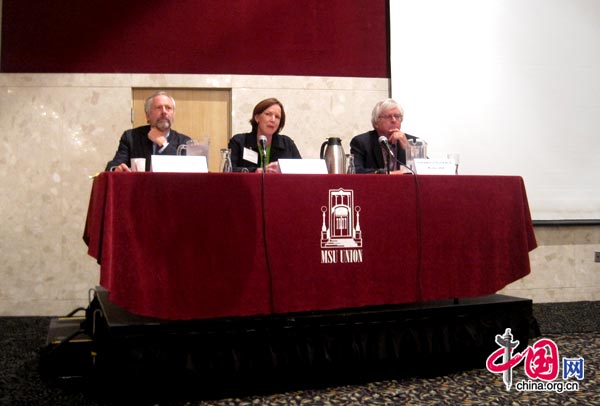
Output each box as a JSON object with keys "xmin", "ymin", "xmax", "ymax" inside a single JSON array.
[{"xmin": 389, "ymin": 0, "xmax": 600, "ymax": 221}]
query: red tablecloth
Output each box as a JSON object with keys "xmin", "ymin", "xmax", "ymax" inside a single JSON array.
[{"xmin": 84, "ymin": 173, "xmax": 537, "ymax": 319}]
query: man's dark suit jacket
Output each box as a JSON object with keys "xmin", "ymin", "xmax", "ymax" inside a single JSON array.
[
  {"xmin": 228, "ymin": 131, "xmax": 302, "ymax": 172},
  {"xmin": 349, "ymin": 130, "xmax": 417, "ymax": 174},
  {"xmin": 105, "ymin": 125, "xmax": 192, "ymax": 171}
]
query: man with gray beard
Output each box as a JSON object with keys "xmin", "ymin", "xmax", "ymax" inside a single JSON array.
[{"xmin": 106, "ymin": 91, "xmax": 191, "ymax": 172}]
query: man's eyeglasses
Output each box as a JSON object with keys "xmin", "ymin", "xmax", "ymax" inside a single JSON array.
[{"xmin": 379, "ymin": 114, "xmax": 402, "ymax": 121}]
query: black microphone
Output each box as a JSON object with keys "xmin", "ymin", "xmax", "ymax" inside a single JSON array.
[
  {"xmin": 258, "ymin": 135, "xmax": 267, "ymax": 168},
  {"xmin": 378, "ymin": 135, "xmax": 395, "ymax": 159}
]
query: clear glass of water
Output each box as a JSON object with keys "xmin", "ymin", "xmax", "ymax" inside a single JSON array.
[{"xmin": 447, "ymin": 153, "xmax": 460, "ymax": 174}]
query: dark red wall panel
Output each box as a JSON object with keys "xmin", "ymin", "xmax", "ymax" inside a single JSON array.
[{"xmin": 1, "ymin": 0, "xmax": 389, "ymax": 78}]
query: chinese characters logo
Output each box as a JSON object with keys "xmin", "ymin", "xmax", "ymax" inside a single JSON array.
[{"xmin": 486, "ymin": 328, "xmax": 584, "ymax": 393}]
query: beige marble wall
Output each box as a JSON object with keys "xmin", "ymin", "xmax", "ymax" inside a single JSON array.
[
  {"xmin": 500, "ymin": 226, "xmax": 600, "ymax": 302},
  {"xmin": 0, "ymin": 73, "xmax": 598, "ymax": 316}
]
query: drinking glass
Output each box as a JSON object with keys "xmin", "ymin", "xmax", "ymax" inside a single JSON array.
[
  {"xmin": 220, "ymin": 148, "xmax": 232, "ymax": 173},
  {"xmin": 447, "ymin": 153, "xmax": 460, "ymax": 175},
  {"xmin": 346, "ymin": 154, "xmax": 356, "ymax": 174}
]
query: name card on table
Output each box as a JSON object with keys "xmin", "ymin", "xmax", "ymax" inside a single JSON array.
[
  {"xmin": 414, "ymin": 159, "xmax": 456, "ymax": 175},
  {"xmin": 151, "ymin": 155, "xmax": 208, "ymax": 173},
  {"xmin": 278, "ymin": 159, "xmax": 328, "ymax": 174}
]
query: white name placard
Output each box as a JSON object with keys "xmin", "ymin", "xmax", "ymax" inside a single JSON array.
[
  {"xmin": 278, "ymin": 159, "xmax": 328, "ymax": 174},
  {"xmin": 414, "ymin": 159, "xmax": 456, "ymax": 175},
  {"xmin": 151, "ymin": 155, "xmax": 208, "ymax": 173}
]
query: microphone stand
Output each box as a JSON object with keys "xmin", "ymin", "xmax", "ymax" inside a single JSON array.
[
  {"xmin": 378, "ymin": 135, "xmax": 395, "ymax": 175},
  {"xmin": 259, "ymin": 135, "xmax": 267, "ymax": 173},
  {"xmin": 257, "ymin": 135, "xmax": 274, "ymax": 312},
  {"xmin": 385, "ymin": 148, "xmax": 392, "ymax": 175}
]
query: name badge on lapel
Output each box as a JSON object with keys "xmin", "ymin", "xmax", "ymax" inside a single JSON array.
[{"xmin": 243, "ymin": 147, "xmax": 259, "ymax": 164}]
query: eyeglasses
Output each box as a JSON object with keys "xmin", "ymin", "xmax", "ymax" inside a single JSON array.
[{"xmin": 378, "ymin": 114, "xmax": 402, "ymax": 121}]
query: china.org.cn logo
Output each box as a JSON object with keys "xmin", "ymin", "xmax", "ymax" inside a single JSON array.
[
  {"xmin": 320, "ymin": 188, "xmax": 363, "ymax": 264},
  {"xmin": 486, "ymin": 328, "xmax": 585, "ymax": 393}
]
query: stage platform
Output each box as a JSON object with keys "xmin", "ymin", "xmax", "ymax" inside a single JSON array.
[{"xmin": 43, "ymin": 287, "xmax": 539, "ymax": 400}]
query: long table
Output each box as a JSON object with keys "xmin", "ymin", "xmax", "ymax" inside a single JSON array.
[{"xmin": 84, "ymin": 172, "xmax": 537, "ymax": 320}]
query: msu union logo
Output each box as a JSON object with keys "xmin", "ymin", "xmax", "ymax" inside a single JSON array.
[{"xmin": 320, "ymin": 188, "xmax": 364, "ymax": 264}]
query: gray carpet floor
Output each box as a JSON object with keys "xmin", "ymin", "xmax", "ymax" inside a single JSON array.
[{"xmin": 1, "ymin": 301, "xmax": 598, "ymax": 405}]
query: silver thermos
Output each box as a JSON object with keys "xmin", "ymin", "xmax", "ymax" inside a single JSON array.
[{"xmin": 320, "ymin": 138, "xmax": 346, "ymax": 174}]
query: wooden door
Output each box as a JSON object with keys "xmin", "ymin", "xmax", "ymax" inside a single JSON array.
[{"xmin": 132, "ymin": 88, "xmax": 231, "ymax": 172}]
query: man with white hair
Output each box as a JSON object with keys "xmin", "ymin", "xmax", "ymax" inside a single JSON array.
[
  {"xmin": 106, "ymin": 91, "xmax": 192, "ymax": 172},
  {"xmin": 350, "ymin": 98, "xmax": 417, "ymax": 174}
]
